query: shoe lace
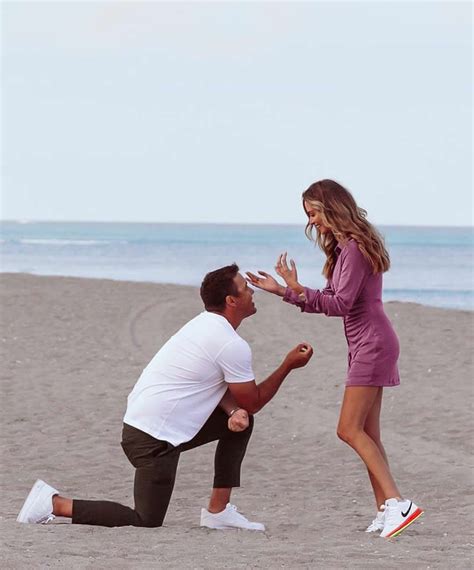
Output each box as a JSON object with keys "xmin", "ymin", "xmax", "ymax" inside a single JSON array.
[
  {"xmin": 383, "ymin": 505, "xmax": 399, "ymax": 525},
  {"xmin": 226, "ymin": 504, "xmax": 249, "ymax": 522},
  {"xmin": 366, "ymin": 507, "xmax": 385, "ymax": 531},
  {"xmin": 39, "ymin": 514, "xmax": 55, "ymax": 524},
  {"xmin": 367, "ymin": 518, "xmax": 381, "ymax": 531},
  {"xmin": 366, "ymin": 521, "xmax": 378, "ymax": 531}
]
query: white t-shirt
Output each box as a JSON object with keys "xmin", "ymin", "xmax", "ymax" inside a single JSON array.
[{"xmin": 123, "ymin": 311, "xmax": 254, "ymax": 446}]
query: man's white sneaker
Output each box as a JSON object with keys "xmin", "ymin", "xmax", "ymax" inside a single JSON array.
[
  {"xmin": 379, "ymin": 498, "xmax": 423, "ymax": 538},
  {"xmin": 200, "ymin": 503, "xmax": 265, "ymax": 531},
  {"xmin": 365, "ymin": 505, "xmax": 385, "ymax": 533},
  {"xmin": 17, "ymin": 479, "xmax": 58, "ymax": 524}
]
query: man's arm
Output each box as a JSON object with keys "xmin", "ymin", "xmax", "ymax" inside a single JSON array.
[
  {"xmin": 218, "ymin": 388, "xmax": 242, "ymax": 416},
  {"xmin": 226, "ymin": 343, "xmax": 313, "ymax": 415},
  {"xmin": 218, "ymin": 388, "xmax": 251, "ymax": 432}
]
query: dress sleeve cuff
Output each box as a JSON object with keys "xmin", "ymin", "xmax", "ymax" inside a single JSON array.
[
  {"xmin": 282, "ymin": 287, "xmax": 306, "ymax": 310},
  {"xmin": 283, "ymin": 286, "xmax": 298, "ymax": 302}
]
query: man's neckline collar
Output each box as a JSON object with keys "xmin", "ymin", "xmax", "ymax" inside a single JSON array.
[{"xmin": 205, "ymin": 310, "xmax": 237, "ymax": 330}]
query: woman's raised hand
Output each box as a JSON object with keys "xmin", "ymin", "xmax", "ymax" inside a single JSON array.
[
  {"xmin": 275, "ymin": 252, "xmax": 301, "ymax": 291},
  {"xmin": 246, "ymin": 271, "xmax": 286, "ymax": 296}
]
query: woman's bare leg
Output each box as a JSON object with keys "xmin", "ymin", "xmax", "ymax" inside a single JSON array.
[
  {"xmin": 337, "ymin": 386, "xmax": 400, "ymax": 501},
  {"xmin": 363, "ymin": 387, "xmax": 391, "ymax": 508}
]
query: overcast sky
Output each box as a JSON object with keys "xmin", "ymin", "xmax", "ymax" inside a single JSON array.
[{"xmin": 2, "ymin": 1, "xmax": 472, "ymax": 226}]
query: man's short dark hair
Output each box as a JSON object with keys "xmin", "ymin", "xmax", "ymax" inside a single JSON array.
[{"xmin": 200, "ymin": 264, "xmax": 240, "ymax": 311}]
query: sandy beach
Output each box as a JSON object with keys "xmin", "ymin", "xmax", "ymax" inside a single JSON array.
[{"xmin": 1, "ymin": 273, "xmax": 472, "ymax": 569}]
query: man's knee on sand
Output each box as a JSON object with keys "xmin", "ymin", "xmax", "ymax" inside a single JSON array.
[{"xmin": 137, "ymin": 513, "xmax": 165, "ymax": 528}]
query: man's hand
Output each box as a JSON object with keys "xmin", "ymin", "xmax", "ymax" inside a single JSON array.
[
  {"xmin": 283, "ymin": 343, "xmax": 314, "ymax": 370},
  {"xmin": 228, "ymin": 409, "xmax": 250, "ymax": 432},
  {"xmin": 275, "ymin": 252, "xmax": 303, "ymax": 293},
  {"xmin": 246, "ymin": 271, "xmax": 286, "ymax": 296}
]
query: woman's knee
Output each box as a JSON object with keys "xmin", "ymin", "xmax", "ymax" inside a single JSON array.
[
  {"xmin": 337, "ymin": 424, "xmax": 360, "ymax": 446},
  {"xmin": 336, "ymin": 424, "xmax": 349, "ymax": 443}
]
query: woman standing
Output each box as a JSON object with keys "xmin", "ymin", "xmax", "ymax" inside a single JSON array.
[{"xmin": 247, "ymin": 179, "xmax": 423, "ymax": 538}]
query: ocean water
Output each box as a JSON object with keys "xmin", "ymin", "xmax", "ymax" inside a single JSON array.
[{"xmin": 1, "ymin": 221, "xmax": 473, "ymax": 311}]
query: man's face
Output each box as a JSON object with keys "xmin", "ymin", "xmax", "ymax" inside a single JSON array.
[{"xmin": 232, "ymin": 273, "xmax": 256, "ymax": 318}]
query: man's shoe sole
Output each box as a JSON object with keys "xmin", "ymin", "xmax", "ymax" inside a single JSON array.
[
  {"xmin": 201, "ymin": 522, "xmax": 265, "ymax": 531},
  {"xmin": 381, "ymin": 508, "xmax": 424, "ymax": 538}
]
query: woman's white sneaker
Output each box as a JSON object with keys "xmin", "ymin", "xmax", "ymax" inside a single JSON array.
[
  {"xmin": 200, "ymin": 503, "xmax": 265, "ymax": 531},
  {"xmin": 17, "ymin": 479, "xmax": 58, "ymax": 524},
  {"xmin": 365, "ymin": 505, "xmax": 386, "ymax": 533},
  {"xmin": 380, "ymin": 498, "xmax": 423, "ymax": 538}
]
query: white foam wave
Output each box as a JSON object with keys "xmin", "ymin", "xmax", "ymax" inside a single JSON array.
[{"xmin": 19, "ymin": 239, "xmax": 108, "ymax": 246}]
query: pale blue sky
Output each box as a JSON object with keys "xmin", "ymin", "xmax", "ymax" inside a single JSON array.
[{"xmin": 2, "ymin": 1, "xmax": 472, "ymax": 225}]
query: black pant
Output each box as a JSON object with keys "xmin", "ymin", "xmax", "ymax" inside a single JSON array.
[{"xmin": 72, "ymin": 407, "xmax": 253, "ymax": 527}]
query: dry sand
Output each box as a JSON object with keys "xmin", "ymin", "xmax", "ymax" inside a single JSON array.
[{"xmin": 1, "ymin": 273, "xmax": 473, "ymax": 569}]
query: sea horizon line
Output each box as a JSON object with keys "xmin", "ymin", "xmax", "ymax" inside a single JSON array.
[{"xmin": 1, "ymin": 219, "xmax": 473, "ymax": 230}]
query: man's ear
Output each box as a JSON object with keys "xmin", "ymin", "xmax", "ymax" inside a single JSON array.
[{"xmin": 225, "ymin": 294, "xmax": 237, "ymax": 308}]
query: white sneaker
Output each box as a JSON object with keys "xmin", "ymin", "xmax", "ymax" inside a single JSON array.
[
  {"xmin": 380, "ymin": 498, "xmax": 423, "ymax": 538},
  {"xmin": 17, "ymin": 479, "xmax": 58, "ymax": 524},
  {"xmin": 365, "ymin": 505, "xmax": 386, "ymax": 533},
  {"xmin": 200, "ymin": 503, "xmax": 265, "ymax": 531}
]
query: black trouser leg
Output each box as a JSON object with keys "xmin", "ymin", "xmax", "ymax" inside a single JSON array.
[
  {"xmin": 72, "ymin": 407, "xmax": 253, "ymax": 527},
  {"xmin": 213, "ymin": 421, "xmax": 253, "ymax": 488},
  {"xmin": 72, "ymin": 426, "xmax": 180, "ymax": 527},
  {"xmin": 179, "ymin": 407, "xmax": 254, "ymax": 488},
  {"xmin": 130, "ymin": 453, "xmax": 180, "ymax": 527}
]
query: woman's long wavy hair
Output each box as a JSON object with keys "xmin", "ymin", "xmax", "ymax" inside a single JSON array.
[{"xmin": 302, "ymin": 179, "xmax": 390, "ymax": 279}]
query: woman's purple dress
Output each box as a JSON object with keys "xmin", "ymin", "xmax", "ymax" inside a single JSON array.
[{"xmin": 283, "ymin": 240, "xmax": 400, "ymax": 387}]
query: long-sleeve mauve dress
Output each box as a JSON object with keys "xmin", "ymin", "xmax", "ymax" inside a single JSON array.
[{"xmin": 283, "ymin": 239, "xmax": 400, "ymax": 387}]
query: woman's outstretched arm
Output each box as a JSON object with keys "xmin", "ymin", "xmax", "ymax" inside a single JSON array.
[
  {"xmin": 246, "ymin": 271, "xmax": 286, "ymax": 296},
  {"xmin": 279, "ymin": 244, "xmax": 371, "ymax": 316}
]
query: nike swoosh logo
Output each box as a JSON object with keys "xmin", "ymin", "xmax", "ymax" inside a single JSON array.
[{"xmin": 401, "ymin": 501, "xmax": 412, "ymax": 518}]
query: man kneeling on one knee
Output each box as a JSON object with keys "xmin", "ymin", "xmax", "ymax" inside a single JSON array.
[{"xmin": 17, "ymin": 264, "xmax": 313, "ymax": 531}]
